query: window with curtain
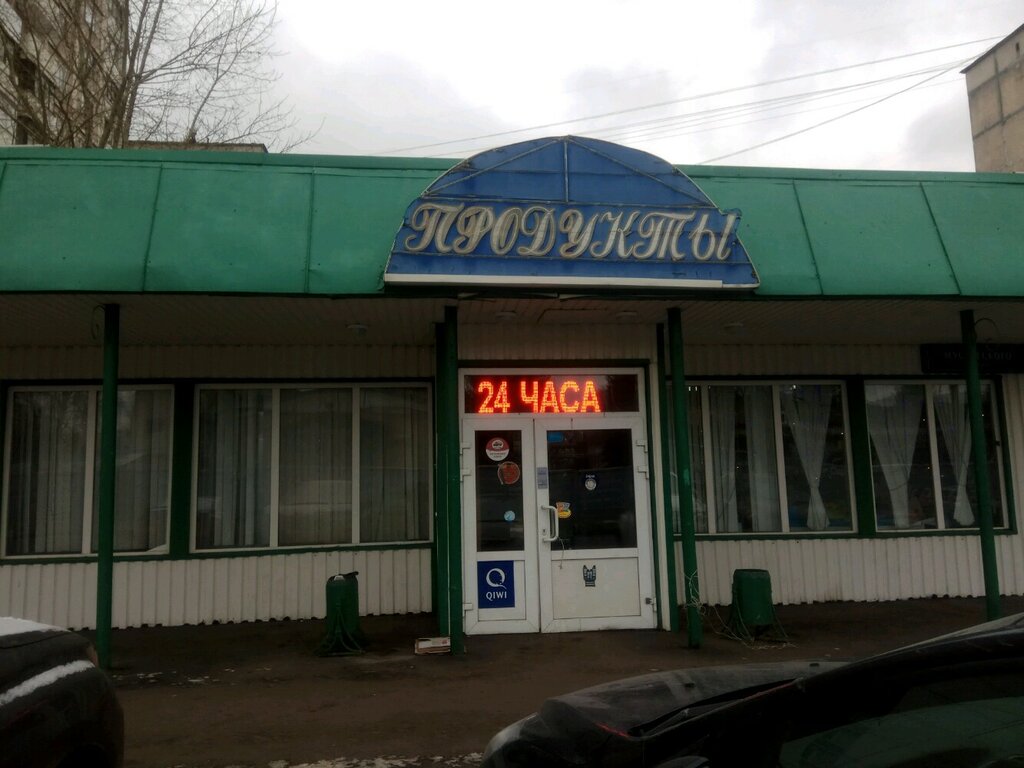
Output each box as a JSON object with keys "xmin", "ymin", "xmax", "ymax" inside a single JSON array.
[
  {"xmin": 278, "ymin": 388, "xmax": 353, "ymax": 546},
  {"xmin": 867, "ymin": 381, "xmax": 1005, "ymax": 531},
  {"xmin": 4, "ymin": 387, "xmax": 173, "ymax": 557},
  {"xmin": 193, "ymin": 383, "xmax": 430, "ymax": 550},
  {"xmin": 669, "ymin": 381, "xmax": 854, "ymax": 536},
  {"xmin": 359, "ymin": 387, "xmax": 430, "ymax": 543},
  {"xmin": 195, "ymin": 389, "xmax": 273, "ymax": 549},
  {"xmin": 780, "ymin": 384, "xmax": 853, "ymax": 532},
  {"xmin": 92, "ymin": 388, "xmax": 173, "ymax": 553},
  {"xmin": 710, "ymin": 385, "xmax": 781, "ymax": 533},
  {"xmin": 666, "ymin": 385, "xmax": 707, "ymax": 534}
]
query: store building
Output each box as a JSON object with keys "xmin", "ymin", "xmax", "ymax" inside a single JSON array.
[{"xmin": 1, "ymin": 136, "xmax": 1023, "ymax": 646}]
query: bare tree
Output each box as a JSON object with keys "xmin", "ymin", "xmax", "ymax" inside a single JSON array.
[{"xmin": 0, "ymin": 0, "xmax": 302, "ymax": 149}]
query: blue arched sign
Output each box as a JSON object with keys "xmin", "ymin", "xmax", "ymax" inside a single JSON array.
[{"xmin": 385, "ymin": 136, "xmax": 758, "ymax": 289}]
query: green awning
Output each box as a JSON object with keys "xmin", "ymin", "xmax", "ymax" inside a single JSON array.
[{"xmin": 1, "ymin": 147, "xmax": 1022, "ymax": 298}]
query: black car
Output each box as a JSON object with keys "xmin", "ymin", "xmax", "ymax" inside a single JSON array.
[
  {"xmin": 0, "ymin": 617, "xmax": 124, "ymax": 768},
  {"xmin": 483, "ymin": 613, "xmax": 1024, "ymax": 768}
]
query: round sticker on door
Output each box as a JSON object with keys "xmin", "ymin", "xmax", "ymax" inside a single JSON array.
[
  {"xmin": 584, "ymin": 474, "xmax": 598, "ymax": 491},
  {"xmin": 486, "ymin": 437, "xmax": 510, "ymax": 461},
  {"xmin": 497, "ymin": 461, "xmax": 521, "ymax": 485}
]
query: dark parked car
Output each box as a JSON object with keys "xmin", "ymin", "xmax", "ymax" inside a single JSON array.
[
  {"xmin": 0, "ymin": 617, "xmax": 123, "ymax": 768},
  {"xmin": 483, "ymin": 613, "xmax": 1024, "ymax": 768}
]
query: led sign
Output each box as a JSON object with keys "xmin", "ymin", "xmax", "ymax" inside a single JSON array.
[{"xmin": 465, "ymin": 375, "xmax": 639, "ymax": 415}]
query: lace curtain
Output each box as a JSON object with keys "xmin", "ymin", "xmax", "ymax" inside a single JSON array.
[{"xmin": 780, "ymin": 385, "xmax": 835, "ymax": 531}]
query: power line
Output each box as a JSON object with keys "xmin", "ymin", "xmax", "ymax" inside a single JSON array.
[
  {"xmin": 612, "ymin": 75, "xmax": 963, "ymax": 145},
  {"xmin": 383, "ymin": 37, "xmax": 999, "ymax": 155},
  {"xmin": 697, "ymin": 57, "xmax": 972, "ymax": 164},
  {"xmin": 426, "ymin": 60, "xmax": 965, "ymax": 158},
  {"xmin": 591, "ymin": 61, "xmax": 962, "ymax": 144}
]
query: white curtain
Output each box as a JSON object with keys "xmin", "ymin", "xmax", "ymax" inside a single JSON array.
[
  {"xmin": 359, "ymin": 388, "xmax": 429, "ymax": 542},
  {"xmin": 933, "ymin": 384, "xmax": 975, "ymax": 527},
  {"xmin": 866, "ymin": 384, "xmax": 925, "ymax": 529},
  {"xmin": 688, "ymin": 387, "xmax": 708, "ymax": 533},
  {"xmin": 278, "ymin": 388, "xmax": 353, "ymax": 545},
  {"xmin": 6, "ymin": 391, "xmax": 87, "ymax": 555},
  {"xmin": 196, "ymin": 389, "xmax": 272, "ymax": 548},
  {"xmin": 781, "ymin": 385, "xmax": 835, "ymax": 531},
  {"xmin": 666, "ymin": 384, "xmax": 707, "ymax": 534},
  {"xmin": 710, "ymin": 387, "xmax": 739, "ymax": 532},
  {"xmin": 744, "ymin": 387, "xmax": 780, "ymax": 532},
  {"xmin": 92, "ymin": 389, "xmax": 172, "ymax": 553}
]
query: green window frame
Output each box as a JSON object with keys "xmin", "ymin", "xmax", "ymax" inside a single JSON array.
[
  {"xmin": 2, "ymin": 384, "xmax": 174, "ymax": 558},
  {"xmin": 191, "ymin": 382, "xmax": 433, "ymax": 552},
  {"xmin": 865, "ymin": 379, "xmax": 1009, "ymax": 533},
  {"xmin": 671, "ymin": 380, "xmax": 856, "ymax": 536}
]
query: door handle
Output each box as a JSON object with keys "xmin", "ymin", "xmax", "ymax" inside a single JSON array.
[{"xmin": 540, "ymin": 504, "xmax": 559, "ymax": 543}]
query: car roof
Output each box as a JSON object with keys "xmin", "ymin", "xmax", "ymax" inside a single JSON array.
[{"xmin": 0, "ymin": 617, "xmax": 66, "ymax": 650}]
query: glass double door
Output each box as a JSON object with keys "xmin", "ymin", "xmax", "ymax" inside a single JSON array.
[{"xmin": 463, "ymin": 416, "xmax": 655, "ymax": 634}]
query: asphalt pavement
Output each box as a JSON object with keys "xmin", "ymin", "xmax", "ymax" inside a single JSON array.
[{"xmin": 105, "ymin": 596, "xmax": 1024, "ymax": 768}]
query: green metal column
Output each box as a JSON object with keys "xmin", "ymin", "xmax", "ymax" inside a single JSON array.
[
  {"xmin": 960, "ymin": 309, "xmax": 1001, "ymax": 621},
  {"xmin": 168, "ymin": 384, "xmax": 194, "ymax": 558},
  {"xmin": 443, "ymin": 306, "xmax": 465, "ymax": 653},
  {"xmin": 845, "ymin": 379, "xmax": 877, "ymax": 537},
  {"xmin": 655, "ymin": 325, "xmax": 680, "ymax": 632},
  {"xmin": 96, "ymin": 304, "xmax": 119, "ymax": 669},
  {"xmin": 433, "ymin": 323, "xmax": 451, "ymax": 636},
  {"xmin": 667, "ymin": 308, "xmax": 702, "ymax": 648}
]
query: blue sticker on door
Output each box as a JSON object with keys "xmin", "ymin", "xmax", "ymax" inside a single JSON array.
[{"xmin": 478, "ymin": 561, "xmax": 515, "ymax": 609}]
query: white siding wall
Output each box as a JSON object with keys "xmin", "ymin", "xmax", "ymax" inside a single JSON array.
[
  {"xmin": 3, "ymin": 340, "xmax": 1023, "ymax": 626},
  {"xmin": 0, "ymin": 343, "xmax": 435, "ymax": 379},
  {"xmin": 460, "ymin": 323, "xmax": 658, "ymax": 361},
  {"xmin": 0, "ymin": 343, "xmax": 434, "ymax": 629},
  {"xmin": 0, "ymin": 548, "xmax": 433, "ymax": 630}
]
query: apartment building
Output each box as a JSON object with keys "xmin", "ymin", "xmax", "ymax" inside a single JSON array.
[
  {"xmin": 964, "ymin": 22, "xmax": 1024, "ymax": 172},
  {"xmin": 0, "ymin": 0, "xmax": 122, "ymax": 146}
]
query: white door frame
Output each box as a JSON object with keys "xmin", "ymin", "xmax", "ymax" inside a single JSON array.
[
  {"xmin": 534, "ymin": 416, "xmax": 656, "ymax": 632},
  {"xmin": 460, "ymin": 367, "xmax": 657, "ymax": 634},
  {"xmin": 462, "ymin": 416, "xmax": 541, "ymax": 634}
]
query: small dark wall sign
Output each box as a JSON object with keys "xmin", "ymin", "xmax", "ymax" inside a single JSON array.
[{"xmin": 920, "ymin": 344, "xmax": 1024, "ymax": 374}]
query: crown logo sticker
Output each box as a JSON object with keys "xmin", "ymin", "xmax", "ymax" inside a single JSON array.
[{"xmin": 583, "ymin": 565, "xmax": 597, "ymax": 588}]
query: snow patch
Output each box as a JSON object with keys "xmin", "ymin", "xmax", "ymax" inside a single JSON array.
[
  {"xmin": 0, "ymin": 617, "xmax": 63, "ymax": 638},
  {"xmin": 0, "ymin": 660, "xmax": 93, "ymax": 707}
]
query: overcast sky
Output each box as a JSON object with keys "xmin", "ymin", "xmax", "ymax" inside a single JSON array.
[{"xmin": 271, "ymin": 1, "xmax": 1021, "ymax": 171}]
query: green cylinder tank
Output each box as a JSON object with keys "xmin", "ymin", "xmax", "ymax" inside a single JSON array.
[
  {"xmin": 318, "ymin": 571, "xmax": 365, "ymax": 655},
  {"xmin": 727, "ymin": 568, "xmax": 786, "ymax": 641}
]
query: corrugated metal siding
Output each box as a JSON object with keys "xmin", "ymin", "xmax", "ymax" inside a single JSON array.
[
  {"xmin": 460, "ymin": 324, "xmax": 658, "ymax": 361},
  {"xmin": 0, "ymin": 344, "xmax": 434, "ymax": 379},
  {"xmin": 682, "ymin": 374, "xmax": 1024, "ymax": 605},
  {"xmin": 0, "ymin": 339, "xmax": 921, "ymax": 381},
  {"xmin": 685, "ymin": 536, "xmax": 1004, "ymax": 605},
  {"xmin": 0, "ymin": 549, "xmax": 432, "ymax": 630},
  {"xmin": 459, "ymin": 335, "xmax": 921, "ymax": 377},
  {"xmin": 684, "ymin": 344, "xmax": 921, "ymax": 376},
  {"xmin": 3, "ymin": 342, "xmax": 1021, "ymax": 626}
]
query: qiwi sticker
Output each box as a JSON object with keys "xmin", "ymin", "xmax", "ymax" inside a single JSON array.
[
  {"xmin": 486, "ymin": 437, "xmax": 510, "ymax": 461},
  {"xmin": 497, "ymin": 461, "xmax": 521, "ymax": 485}
]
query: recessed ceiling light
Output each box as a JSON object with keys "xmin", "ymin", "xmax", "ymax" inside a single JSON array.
[{"xmin": 495, "ymin": 310, "xmax": 518, "ymax": 321}]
